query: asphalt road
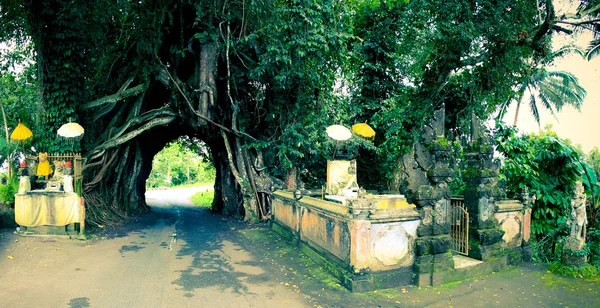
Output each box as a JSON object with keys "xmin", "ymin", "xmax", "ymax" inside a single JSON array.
[{"xmin": 0, "ymin": 187, "xmax": 309, "ymax": 308}]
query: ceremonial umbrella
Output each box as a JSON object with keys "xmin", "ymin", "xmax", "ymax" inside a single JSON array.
[
  {"xmin": 10, "ymin": 122, "xmax": 33, "ymax": 154},
  {"xmin": 326, "ymin": 124, "xmax": 352, "ymax": 160},
  {"xmin": 326, "ymin": 124, "xmax": 352, "ymax": 141},
  {"xmin": 57, "ymin": 120, "xmax": 85, "ymax": 138},
  {"xmin": 10, "ymin": 122, "xmax": 33, "ymax": 142},
  {"xmin": 58, "ymin": 120, "xmax": 84, "ymax": 153},
  {"xmin": 352, "ymin": 122, "xmax": 376, "ymax": 139}
]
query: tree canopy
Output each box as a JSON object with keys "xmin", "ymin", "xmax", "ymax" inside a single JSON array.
[{"xmin": 2, "ymin": 0, "xmax": 600, "ymax": 225}]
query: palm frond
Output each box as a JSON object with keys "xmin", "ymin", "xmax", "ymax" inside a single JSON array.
[
  {"xmin": 550, "ymin": 45, "xmax": 584, "ymax": 63},
  {"xmin": 585, "ymin": 39, "xmax": 600, "ymax": 61},
  {"xmin": 529, "ymin": 92, "xmax": 540, "ymax": 126}
]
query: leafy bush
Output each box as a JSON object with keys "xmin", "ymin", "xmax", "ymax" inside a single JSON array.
[
  {"xmin": 589, "ymin": 229, "xmax": 600, "ymax": 268},
  {"xmin": 495, "ymin": 124, "xmax": 583, "ymax": 262},
  {"xmin": 0, "ymin": 173, "xmax": 18, "ymax": 207},
  {"xmin": 548, "ymin": 262, "xmax": 598, "ymax": 278}
]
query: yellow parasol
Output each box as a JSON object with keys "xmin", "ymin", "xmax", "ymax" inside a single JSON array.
[
  {"xmin": 326, "ymin": 124, "xmax": 352, "ymax": 141},
  {"xmin": 352, "ymin": 122, "xmax": 375, "ymax": 139},
  {"xmin": 10, "ymin": 122, "xmax": 33, "ymax": 141}
]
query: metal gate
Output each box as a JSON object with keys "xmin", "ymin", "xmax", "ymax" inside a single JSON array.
[{"xmin": 450, "ymin": 198, "xmax": 469, "ymax": 255}]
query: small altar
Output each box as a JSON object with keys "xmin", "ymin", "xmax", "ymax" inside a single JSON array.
[
  {"xmin": 14, "ymin": 153, "xmax": 85, "ymax": 239},
  {"xmin": 15, "ymin": 191, "xmax": 80, "ymax": 236}
]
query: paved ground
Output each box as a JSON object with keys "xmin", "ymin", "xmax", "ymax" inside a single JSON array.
[{"xmin": 0, "ymin": 187, "xmax": 599, "ymax": 307}]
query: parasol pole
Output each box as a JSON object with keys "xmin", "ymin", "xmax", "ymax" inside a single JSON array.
[{"xmin": 0, "ymin": 100, "xmax": 11, "ymax": 181}]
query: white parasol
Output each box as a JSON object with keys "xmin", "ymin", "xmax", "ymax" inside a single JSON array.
[
  {"xmin": 326, "ymin": 124, "xmax": 352, "ymax": 141},
  {"xmin": 57, "ymin": 121, "xmax": 84, "ymax": 138}
]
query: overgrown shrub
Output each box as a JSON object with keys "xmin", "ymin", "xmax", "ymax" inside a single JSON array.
[
  {"xmin": 495, "ymin": 124, "xmax": 583, "ymax": 262},
  {"xmin": 589, "ymin": 228, "xmax": 600, "ymax": 268},
  {"xmin": 0, "ymin": 173, "xmax": 18, "ymax": 207}
]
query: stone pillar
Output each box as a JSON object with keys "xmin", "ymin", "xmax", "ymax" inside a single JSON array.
[
  {"xmin": 407, "ymin": 105, "xmax": 455, "ymax": 286},
  {"xmin": 463, "ymin": 145, "xmax": 505, "ymax": 261}
]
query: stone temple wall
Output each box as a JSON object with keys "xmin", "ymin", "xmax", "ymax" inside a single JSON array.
[{"xmin": 271, "ymin": 191, "xmax": 420, "ymax": 292}]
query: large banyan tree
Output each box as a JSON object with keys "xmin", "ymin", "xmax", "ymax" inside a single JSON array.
[{"xmin": 2, "ymin": 0, "xmax": 600, "ymax": 225}]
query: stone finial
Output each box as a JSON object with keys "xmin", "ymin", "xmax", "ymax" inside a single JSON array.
[
  {"xmin": 470, "ymin": 111, "xmax": 480, "ymax": 144},
  {"xmin": 520, "ymin": 186, "xmax": 536, "ymax": 208},
  {"xmin": 433, "ymin": 104, "xmax": 445, "ymax": 137}
]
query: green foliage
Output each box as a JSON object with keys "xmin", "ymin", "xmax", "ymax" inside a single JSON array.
[
  {"xmin": 589, "ymin": 229, "xmax": 600, "ymax": 268},
  {"xmin": 548, "ymin": 262, "xmax": 598, "ymax": 278},
  {"xmin": 584, "ymin": 148, "xmax": 600, "ymax": 228},
  {"xmin": 0, "ymin": 173, "xmax": 18, "ymax": 206},
  {"xmin": 147, "ymin": 138, "xmax": 215, "ymax": 188},
  {"xmin": 236, "ymin": 0, "xmax": 360, "ymax": 184},
  {"xmin": 495, "ymin": 123, "xmax": 584, "ymax": 261},
  {"xmin": 351, "ymin": 0, "xmax": 543, "ymax": 186},
  {"xmin": 3, "ymin": 0, "xmax": 597, "ymax": 221},
  {"xmin": 0, "ymin": 51, "xmax": 37, "ymax": 171}
]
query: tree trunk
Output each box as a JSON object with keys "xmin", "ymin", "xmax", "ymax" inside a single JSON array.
[
  {"xmin": 285, "ymin": 167, "xmax": 297, "ymax": 190},
  {"xmin": 513, "ymin": 93, "xmax": 524, "ymax": 126}
]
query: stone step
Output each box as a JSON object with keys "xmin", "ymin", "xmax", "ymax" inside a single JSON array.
[{"xmin": 453, "ymin": 254, "xmax": 483, "ymax": 269}]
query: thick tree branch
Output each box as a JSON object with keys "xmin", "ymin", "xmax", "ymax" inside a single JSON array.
[
  {"xmin": 83, "ymin": 83, "xmax": 147, "ymax": 109},
  {"xmin": 155, "ymin": 54, "xmax": 257, "ymax": 141},
  {"xmin": 556, "ymin": 18, "xmax": 600, "ymax": 26},
  {"xmin": 91, "ymin": 115, "xmax": 175, "ymax": 155}
]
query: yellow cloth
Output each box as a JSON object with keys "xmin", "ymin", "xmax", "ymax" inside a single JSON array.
[
  {"xmin": 37, "ymin": 160, "xmax": 52, "ymax": 177},
  {"xmin": 14, "ymin": 192, "xmax": 79, "ymax": 227}
]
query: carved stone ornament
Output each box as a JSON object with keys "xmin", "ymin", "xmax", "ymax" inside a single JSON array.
[{"xmin": 564, "ymin": 181, "xmax": 587, "ymax": 251}]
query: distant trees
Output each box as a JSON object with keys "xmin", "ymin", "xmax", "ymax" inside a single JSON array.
[{"xmin": 146, "ymin": 138, "xmax": 215, "ymax": 188}]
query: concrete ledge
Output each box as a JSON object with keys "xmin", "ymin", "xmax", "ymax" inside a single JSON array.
[
  {"xmin": 495, "ymin": 200, "xmax": 524, "ymax": 213},
  {"xmin": 431, "ymin": 256, "xmax": 508, "ymax": 286}
]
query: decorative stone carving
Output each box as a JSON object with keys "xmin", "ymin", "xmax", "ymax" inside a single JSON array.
[{"xmin": 565, "ymin": 181, "xmax": 587, "ymax": 252}]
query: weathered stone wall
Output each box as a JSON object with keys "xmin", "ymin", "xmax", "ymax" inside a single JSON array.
[
  {"xmin": 271, "ymin": 191, "xmax": 421, "ymax": 291},
  {"xmin": 495, "ymin": 200, "xmax": 524, "ymax": 249},
  {"xmin": 299, "ymin": 206, "xmax": 351, "ymax": 261}
]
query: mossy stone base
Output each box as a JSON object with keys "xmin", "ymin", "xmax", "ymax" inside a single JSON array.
[
  {"xmin": 15, "ymin": 225, "xmax": 72, "ymax": 238},
  {"xmin": 506, "ymin": 247, "xmax": 524, "ymax": 265},
  {"xmin": 417, "ymin": 224, "xmax": 450, "ymax": 236},
  {"xmin": 561, "ymin": 253, "xmax": 587, "ymax": 266},
  {"xmin": 469, "ymin": 242, "xmax": 505, "ymax": 261},
  {"xmin": 416, "ymin": 235, "xmax": 452, "ymax": 255},
  {"xmin": 413, "ymin": 251, "xmax": 455, "ymax": 287},
  {"xmin": 523, "ymin": 245, "xmax": 533, "ymax": 262},
  {"xmin": 475, "ymin": 229, "xmax": 505, "ymax": 246}
]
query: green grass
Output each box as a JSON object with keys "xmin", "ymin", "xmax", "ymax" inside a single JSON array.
[{"xmin": 190, "ymin": 190, "xmax": 214, "ymax": 207}]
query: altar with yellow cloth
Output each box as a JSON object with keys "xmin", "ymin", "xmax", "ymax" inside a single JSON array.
[
  {"xmin": 15, "ymin": 191, "xmax": 81, "ymax": 237},
  {"xmin": 15, "ymin": 191, "xmax": 80, "ymax": 227}
]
